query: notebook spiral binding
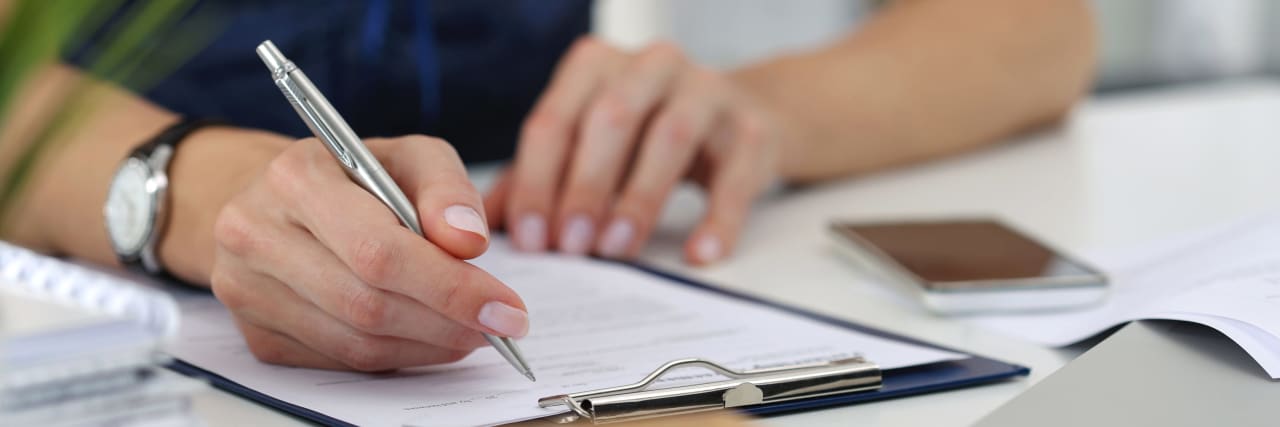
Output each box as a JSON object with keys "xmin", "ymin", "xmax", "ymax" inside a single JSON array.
[{"xmin": 0, "ymin": 241, "xmax": 179, "ymax": 337}]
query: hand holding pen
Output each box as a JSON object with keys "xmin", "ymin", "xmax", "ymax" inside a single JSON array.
[{"xmin": 206, "ymin": 41, "xmax": 533, "ymax": 378}]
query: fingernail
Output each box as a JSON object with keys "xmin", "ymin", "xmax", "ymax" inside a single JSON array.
[
  {"xmin": 695, "ymin": 234, "xmax": 723, "ymax": 263},
  {"xmin": 478, "ymin": 301, "xmax": 529, "ymax": 338},
  {"xmin": 515, "ymin": 214, "xmax": 546, "ymax": 251},
  {"xmin": 559, "ymin": 215, "xmax": 594, "ymax": 255},
  {"xmin": 444, "ymin": 205, "xmax": 488, "ymax": 239},
  {"xmin": 599, "ymin": 219, "xmax": 635, "ymax": 258}
]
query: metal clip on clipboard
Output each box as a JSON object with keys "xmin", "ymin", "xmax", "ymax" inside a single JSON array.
[{"xmin": 537, "ymin": 357, "xmax": 882, "ymax": 424}]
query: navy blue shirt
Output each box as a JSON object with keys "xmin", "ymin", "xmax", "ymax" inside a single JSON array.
[{"xmin": 67, "ymin": 1, "xmax": 590, "ymax": 163}]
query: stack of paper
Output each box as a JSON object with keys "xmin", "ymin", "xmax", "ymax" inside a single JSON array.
[
  {"xmin": 971, "ymin": 213, "xmax": 1280, "ymax": 378},
  {"xmin": 0, "ymin": 293, "xmax": 204, "ymax": 426}
]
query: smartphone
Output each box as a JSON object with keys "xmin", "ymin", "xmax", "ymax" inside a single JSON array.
[{"xmin": 829, "ymin": 218, "xmax": 1107, "ymax": 314}]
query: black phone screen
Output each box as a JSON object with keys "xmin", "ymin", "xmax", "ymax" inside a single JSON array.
[{"xmin": 835, "ymin": 220, "xmax": 1099, "ymax": 290}]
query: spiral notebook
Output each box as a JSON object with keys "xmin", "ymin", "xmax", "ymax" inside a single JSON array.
[
  {"xmin": 0, "ymin": 242, "xmax": 202, "ymax": 426},
  {"xmin": 0, "ymin": 241, "xmax": 179, "ymax": 337}
]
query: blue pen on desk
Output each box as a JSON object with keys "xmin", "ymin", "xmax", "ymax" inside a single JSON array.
[{"xmin": 255, "ymin": 40, "xmax": 535, "ymax": 382}]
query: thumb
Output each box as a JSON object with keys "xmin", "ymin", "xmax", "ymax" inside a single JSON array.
[
  {"xmin": 683, "ymin": 127, "xmax": 772, "ymax": 266},
  {"xmin": 684, "ymin": 189, "xmax": 752, "ymax": 266}
]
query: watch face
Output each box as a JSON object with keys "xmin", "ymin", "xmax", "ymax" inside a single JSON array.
[{"xmin": 105, "ymin": 158, "xmax": 155, "ymax": 255}]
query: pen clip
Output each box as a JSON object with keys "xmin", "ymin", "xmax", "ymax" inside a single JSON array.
[
  {"xmin": 274, "ymin": 76, "xmax": 355, "ymax": 170},
  {"xmin": 258, "ymin": 40, "xmax": 356, "ymax": 170}
]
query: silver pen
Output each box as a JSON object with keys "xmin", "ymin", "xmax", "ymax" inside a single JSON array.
[{"xmin": 255, "ymin": 40, "xmax": 535, "ymax": 382}]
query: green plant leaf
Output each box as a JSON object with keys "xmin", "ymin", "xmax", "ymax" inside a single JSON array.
[{"xmin": 0, "ymin": 0, "xmax": 217, "ymax": 226}]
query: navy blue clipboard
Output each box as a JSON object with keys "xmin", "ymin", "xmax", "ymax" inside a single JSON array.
[{"xmin": 167, "ymin": 263, "xmax": 1029, "ymax": 426}]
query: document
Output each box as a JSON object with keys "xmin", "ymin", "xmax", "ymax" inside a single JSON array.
[
  {"xmin": 970, "ymin": 213, "xmax": 1280, "ymax": 379},
  {"xmin": 166, "ymin": 239, "xmax": 963, "ymax": 426}
]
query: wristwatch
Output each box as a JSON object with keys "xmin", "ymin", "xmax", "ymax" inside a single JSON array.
[{"xmin": 104, "ymin": 118, "xmax": 220, "ymax": 276}]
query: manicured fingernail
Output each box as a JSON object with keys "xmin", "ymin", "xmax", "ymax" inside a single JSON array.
[
  {"xmin": 599, "ymin": 219, "xmax": 634, "ymax": 258},
  {"xmin": 559, "ymin": 215, "xmax": 594, "ymax": 255},
  {"xmin": 478, "ymin": 301, "xmax": 529, "ymax": 338},
  {"xmin": 695, "ymin": 234, "xmax": 723, "ymax": 263},
  {"xmin": 444, "ymin": 205, "xmax": 488, "ymax": 239},
  {"xmin": 515, "ymin": 214, "xmax": 546, "ymax": 251}
]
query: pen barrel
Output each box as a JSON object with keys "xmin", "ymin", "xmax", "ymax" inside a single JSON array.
[{"xmin": 278, "ymin": 66, "xmax": 424, "ymax": 236}]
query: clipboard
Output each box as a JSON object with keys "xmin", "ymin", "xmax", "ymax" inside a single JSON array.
[{"xmin": 167, "ymin": 262, "xmax": 1029, "ymax": 426}]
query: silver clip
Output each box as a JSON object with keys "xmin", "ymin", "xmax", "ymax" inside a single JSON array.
[{"xmin": 538, "ymin": 357, "xmax": 881, "ymax": 424}]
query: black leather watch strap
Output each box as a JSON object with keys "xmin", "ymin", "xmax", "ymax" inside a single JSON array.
[
  {"xmin": 133, "ymin": 117, "xmax": 224, "ymax": 157},
  {"xmin": 119, "ymin": 117, "xmax": 224, "ymax": 279}
]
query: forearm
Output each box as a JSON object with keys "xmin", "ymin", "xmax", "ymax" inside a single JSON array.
[
  {"xmin": 732, "ymin": 0, "xmax": 1096, "ymax": 182},
  {"xmin": 2, "ymin": 64, "xmax": 288, "ymax": 286}
]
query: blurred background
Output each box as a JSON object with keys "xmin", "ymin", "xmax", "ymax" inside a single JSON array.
[{"xmin": 596, "ymin": 0, "xmax": 1280, "ymax": 93}]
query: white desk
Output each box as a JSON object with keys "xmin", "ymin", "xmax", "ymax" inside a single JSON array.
[{"xmin": 180, "ymin": 78, "xmax": 1280, "ymax": 425}]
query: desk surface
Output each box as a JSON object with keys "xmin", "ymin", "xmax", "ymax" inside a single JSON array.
[{"xmin": 179, "ymin": 78, "xmax": 1280, "ymax": 425}]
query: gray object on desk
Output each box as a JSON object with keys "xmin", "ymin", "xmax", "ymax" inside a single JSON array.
[{"xmin": 977, "ymin": 320, "xmax": 1277, "ymax": 427}]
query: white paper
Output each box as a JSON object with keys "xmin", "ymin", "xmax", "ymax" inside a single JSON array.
[
  {"xmin": 970, "ymin": 213, "xmax": 1280, "ymax": 378},
  {"xmin": 166, "ymin": 239, "xmax": 963, "ymax": 427}
]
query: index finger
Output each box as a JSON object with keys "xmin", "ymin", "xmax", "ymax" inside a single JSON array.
[
  {"xmin": 374, "ymin": 135, "xmax": 490, "ymax": 260},
  {"xmin": 309, "ymin": 193, "xmax": 529, "ymax": 338},
  {"xmin": 281, "ymin": 145, "xmax": 529, "ymax": 338}
]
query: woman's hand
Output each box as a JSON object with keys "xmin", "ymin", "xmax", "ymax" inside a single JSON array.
[
  {"xmin": 485, "ymin": 37, "xmax": 789, "ymax": 265},
  {"xmin": 211, "ymin": 135, "xmax": 528, "ymax": 372}
]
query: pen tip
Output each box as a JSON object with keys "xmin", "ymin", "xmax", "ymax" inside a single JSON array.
[{"xmin": 525, "ymin": 371, "xmax": 537, "ymax": 382}]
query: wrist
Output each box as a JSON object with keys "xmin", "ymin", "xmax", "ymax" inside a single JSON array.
[
  {"xmin": 730, "ymin": 56, "xmax": 823, "ymax": 183},
  {"xmin": 158, "ymin": 127, "xmax": 290, "ymax": 285}
]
